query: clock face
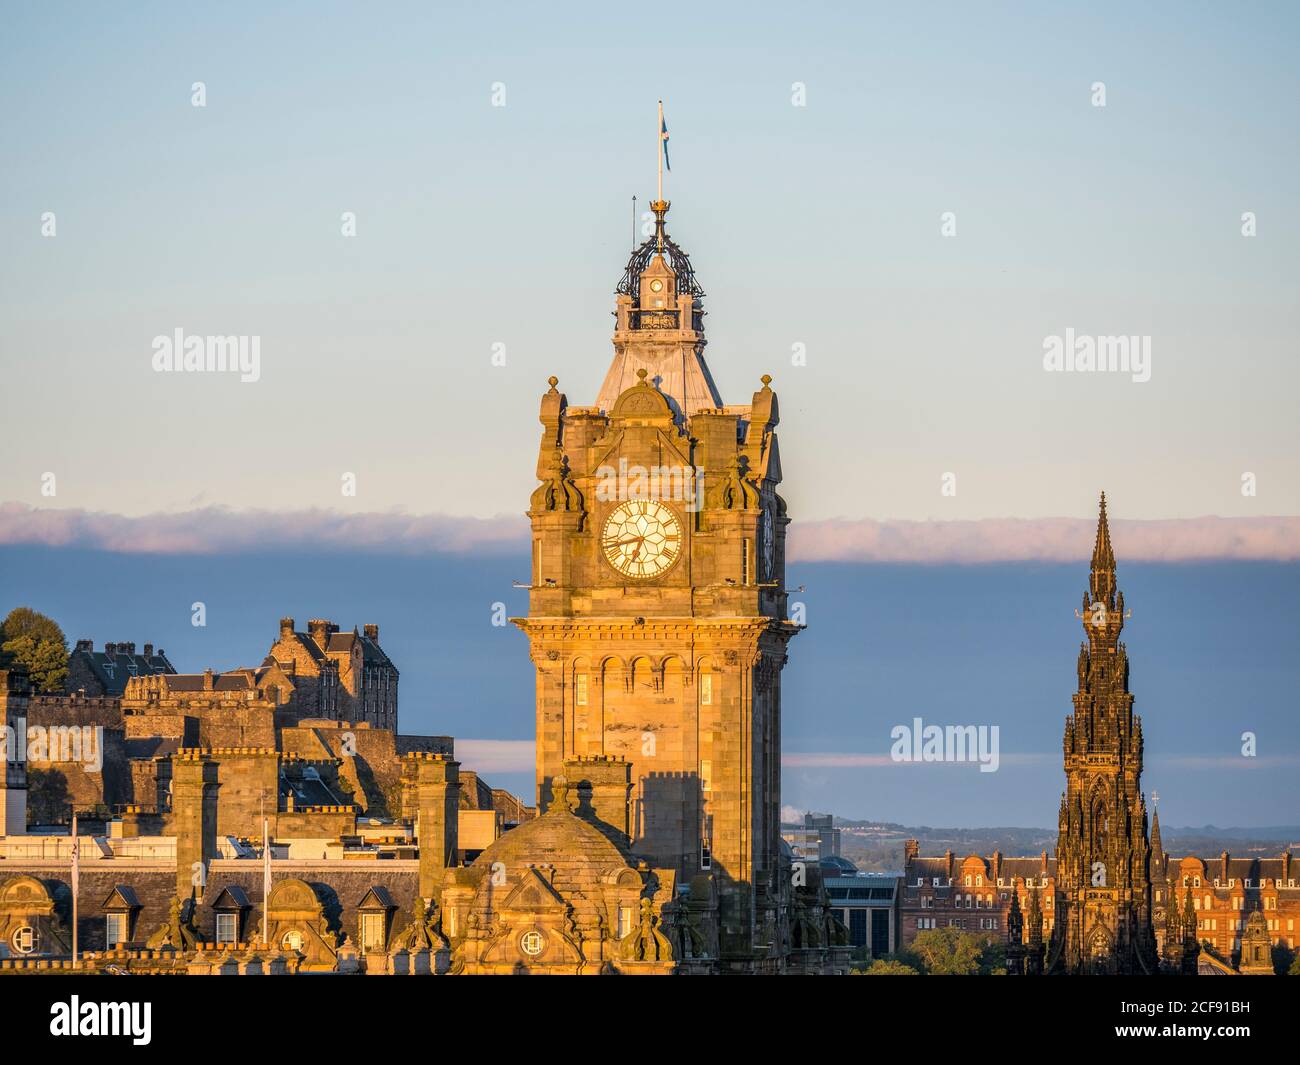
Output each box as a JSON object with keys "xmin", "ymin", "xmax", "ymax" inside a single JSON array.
[
  {"xmin": 761, "ymin": 508, "xmax": 774, "ymax": 576},
  {"xmin": 602, "ymin": 499, "xmax": 682, "ymax": 580},
  {"xmin": 649, "ymin": 279, "xmax": 663, "ymax": 292}
]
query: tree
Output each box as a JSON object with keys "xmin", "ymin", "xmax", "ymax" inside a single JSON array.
[
  {"xmin": 978, "ymin": 935, "xmax": 1009, "ymax": 975},
  {"xmin": 26, "ymin": 768, "xmax": 70, "ymax": 824},
  {"xmin": 1289, "ymin": 952, "xmax": 1300, "ymax": 976},
  {"xmin": 0, "ymin": 607, "xmax": 69, "ymax": 692},
  {"xmin": 909, "ymin": 927, "xmax": 987, "ymax": 975},
  {"xmin": 854, "ymin": 957, "xmax": 921, "ymax": 975}
]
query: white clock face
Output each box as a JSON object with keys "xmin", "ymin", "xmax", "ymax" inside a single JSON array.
[
  {"xmin": 602, "ymin": 499, "xmax": 682, "ymax": 579},
  {"xmin": 649, "ymin": 279, "xmax": 663, "ymax": 292},
  {"xmin": 762, "ymin": 508, "xmax": 774, "ymax": 576}
]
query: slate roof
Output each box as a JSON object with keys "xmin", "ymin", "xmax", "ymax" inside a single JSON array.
[
  {"xmin": 71, "ymin": 643, "xmax": 175, "ymax": 696},
  {"xmin": 163, "ymin": 671, "xmax": 258, "ymax": 693}
]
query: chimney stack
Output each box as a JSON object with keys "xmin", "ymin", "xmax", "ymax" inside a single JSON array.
[
  {"xmin": 307, "ymin": 619, "xmax": 332, "ymax": 650},
  {"xmin": 203, "ymin": 668, "xmax": 215, "ymax": 692},
  {"xmin": 280, "ymin": 617, "xmax": 295, "ymax": 638},
  {"xmin": 171, "ymin": 752, "xmax": 219, "ymax": 900},
  {"xmin": 363, "ymin": 624, "xmax": 379, "ymax": 643},
  {"xmin": 143, "ymin": 643, "xmax": 153, "ymax": 658},
  {"xmin": 404, "ymin": 753, "xmax": 460, "ymax": 897}
]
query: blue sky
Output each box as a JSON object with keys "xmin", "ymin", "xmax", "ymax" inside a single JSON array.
[
  {"xmin": 3, "ymin": 546, "xmax": 1295, "ymax": 828},
  {"xmin": 1, "ymin": 4, "xmax": 1296, "ymax": 827},
  {"xmin": 2, "ymin": 2, "xmax": 1298, "ymax": 522}
]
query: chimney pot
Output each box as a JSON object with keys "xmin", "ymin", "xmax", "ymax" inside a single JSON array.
[{"xmin": 307, "ymin": 619, "xmax": 331, "ymax": 649}]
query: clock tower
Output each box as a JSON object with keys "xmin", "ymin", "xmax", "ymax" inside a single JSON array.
[{"xmin": 516, "ymin": 199, "xmax": 799, "ymax": 966}]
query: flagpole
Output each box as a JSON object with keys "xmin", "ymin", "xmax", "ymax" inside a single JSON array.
[
  {"xmin": 70, "ymin": 812, "xmax": 79, "ymax": 967},
  {"xmin": 657, "ymin": 100, "xmax": 664, "ymax": 201},
  {"xmin": 261, "ymin": 807, "xmax": 271, "ymax": 946}
]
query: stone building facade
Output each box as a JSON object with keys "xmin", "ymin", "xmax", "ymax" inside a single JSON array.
[
  {"xmin": 0, "ymin": 194, "xmax": 848, "ymax": 976},
  {"xmin": 901, "ymin": 843, "xmax": 1059, "ymax": 947},
  {"xmin": 514, "ymin": 199, "xmax": 845, "ymax": 972},
  {"xmin": 1150, "ymin": 828, "xmax": 1299, "ymax": 972},
  {"xmin": 65, "ymin": 640, "xmax": 175, "ymax": 697},
  {"xmin": 265, "ymin": 618, "xmax": 397, "ymax": 730}
]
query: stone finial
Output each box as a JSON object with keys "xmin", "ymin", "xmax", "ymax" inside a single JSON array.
[
  {"xmin": 547, "ymin": 375, "xmax": 559, "ymax": 392},
  {"xmin": 760, "ymin": 373, "xmax": 772, "ymax": 388},
  {"xmin": 548, "ymin": 774, "xmax": 573, "ymax": 813},
  {"xmin": 636, "ymin": 368, "xmax": 648, "ymax": 383}
]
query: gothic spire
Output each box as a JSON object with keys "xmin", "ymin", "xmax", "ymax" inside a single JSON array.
[
  {"xmin": 1089, "ymin": 492, "xmax": 1118, "ymax": 607},
  {"xmin": 1150, "ymin": 808, "xmax": 1162, "ymax": 853},
  {"xmin": 1027, "ymin": 886, "xmax": 1044, "ymax": 946}
]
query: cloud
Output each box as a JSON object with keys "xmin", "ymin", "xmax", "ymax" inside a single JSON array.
[
  {"xmin": 0, "ymin": 502, "xmax": 526, "ymax": 556},
  {"xmin": 3, "ymin": 502, "xmax": 1299, "ymax": 562},
  {"xmin": 787, "ymin": 515, "xmax": 1300, "ymax": 563}
]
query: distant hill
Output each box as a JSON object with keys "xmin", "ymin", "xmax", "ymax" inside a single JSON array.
[{"xmin": 830, "ymin": 820, "xmax": 1298, "ymax": 874}]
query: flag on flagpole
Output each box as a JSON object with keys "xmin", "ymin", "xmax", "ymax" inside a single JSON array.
[
  {"xmin": 660, "ymin": 109, "xmax": 670, "ymax": 172},
  {"xmin": 262, "ymin": 816, "xmax": 272, "ymax": 944},
  {"xmin": 71, "ymin": 813, "xmax": 80, "ymax": 964}
]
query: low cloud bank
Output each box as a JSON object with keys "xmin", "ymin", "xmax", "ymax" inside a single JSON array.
[{"xmin": 3, "ymin": 502, "xmax": 1297, "ymax": 562}]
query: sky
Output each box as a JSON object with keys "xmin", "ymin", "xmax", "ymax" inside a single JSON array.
[
  {"xmin": 2, "ymin": 1, "xmax": 1298, "ymax": 525},
  {"xmin": 2, "ymin": 545, "xmax": 1295, "ymax": 828},
  {"xmin": 1, "ymin": 4, "xmax": 1297, "ymax": 829}
]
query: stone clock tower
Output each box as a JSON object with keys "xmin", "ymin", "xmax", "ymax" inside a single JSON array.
[{"xmin": 515, "ymin": 200, "xmax": 799, "ymax": 964}]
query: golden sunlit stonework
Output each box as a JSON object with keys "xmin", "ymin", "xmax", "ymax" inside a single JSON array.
[
  {"xmin": 511, "ymin": 199, "xmax": 849, "ymax": 973},
  {"xmin": 0, "ymin": 198, "xmax": 849, "ymax": 977}
]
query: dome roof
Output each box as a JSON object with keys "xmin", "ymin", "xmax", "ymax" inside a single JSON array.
[{"xmin": 470, "ymin": 776, "xmax": 633, "ymax": 875}]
